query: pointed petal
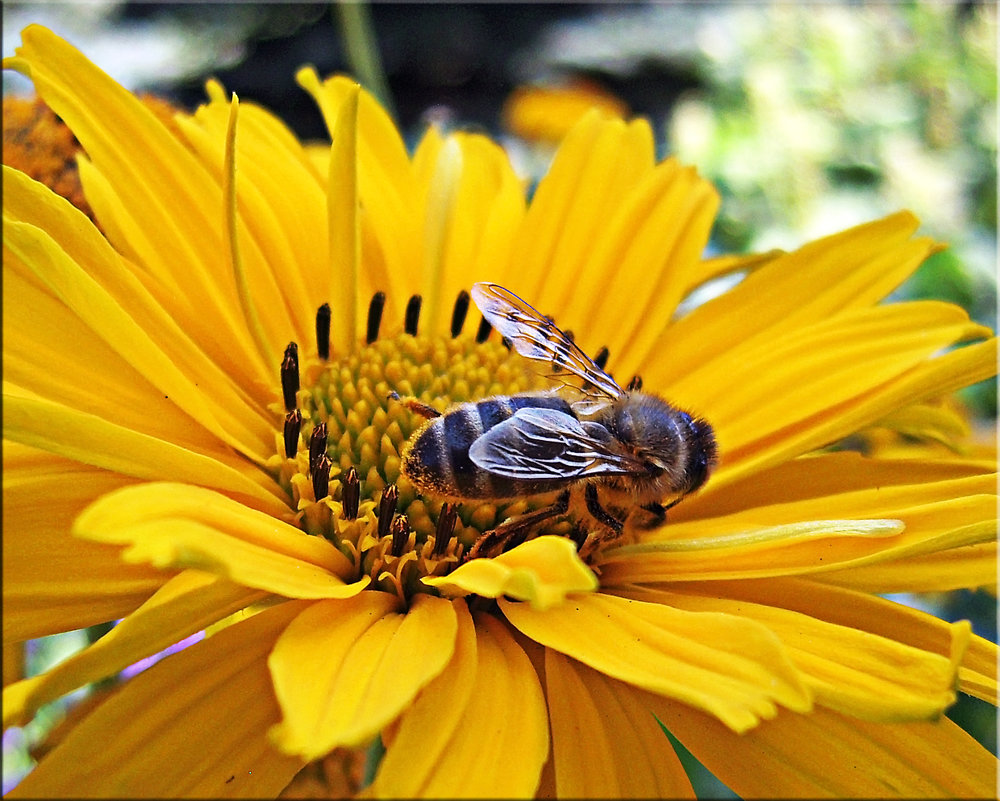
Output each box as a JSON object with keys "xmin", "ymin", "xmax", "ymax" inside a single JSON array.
[
  {"xmin": 371, "ymin": 608, "xmax": 549, "ymax": 798},
  {"xmin": 2, "ymin": 444, "xmax": 162, "ymax": 641},
  {"xmin": 268, "ymin": 592, "xmax": 457, "ymax": 759},
  {"xmin": 545, "ymin": 648, "xmax": 695, "ymax": 798},
  {"xmin": 74, "ymin": 483, "xmax": 363, "ymax": 597},
  {"xmin": 501, "ymin": 591, "xmax": 811, "ymax": 733},
  {"xmin": 649, "ymin": 691, "xmax": 997, "ymax": 799},
  {"xmin": 3, "ymin": 571, "xmax": 265, "ymax": 728},
  {"xmin": 6, "ymin": 25, "xmax": 274, "ymax": 386},
  {"xmin": 420, "ymin": 132, "xmax": 526, "ymax": 335},
  {"xmin": 602, "ymin": 453, "xmax": 996, "ymax": 584},
  {"xmin": 649, "ymin": 211, "xmax": 936, "ymax": 388},
  {"xmin": 3, "ymin": 166, "xmax": 278, "ymax": 460},
  {"xmin": 511, "ymin": 111, "xmax": 654, "ymax": 307},
  {"xmin": 7, "ymin": 599, "xmax": 309, "ymax": 798},
  {"xmin": 4, "ymin": 391, "xmax": 288, "ymax": 516},
  {"xmin": 624, "ymin": 587, "xmax": 965, "ymax": 723},
  {"xmin": 422, "ymin": 535, "xmax": 597, "ymax": 609}
]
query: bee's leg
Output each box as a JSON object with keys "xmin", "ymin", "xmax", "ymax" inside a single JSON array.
[
  {"xmin": 584, "ymin": 484, "xmax": 624, "ymax": 534},
  {"xmin": 578, "ymin": 485, "xmax": 625, "ymax": 559},
  {"xmin": 638, "ymin": 501, "xmax": 666, "ymax": 527},
  {"xmin": 466, "ymin": 490, "xmax": 571, "ymax": 561},
  {"xmin": 386, "ymin": 391, "xmax": 440, "ymax": 419}
]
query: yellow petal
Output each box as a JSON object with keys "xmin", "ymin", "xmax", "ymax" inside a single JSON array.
[
  {"xmin": 4, "ymin": 391, "xmax": 288, "ymax": 516},
  {"xmin": 2, "ymin": 444, "xmax": 162, "ymax": 640},
  {"xmin": 649, "ymin": 211, "xmax": 935, "ymax": 388},
  {"xmin": 371, "ymin": 608, "xmax": 549, "ymax": 798},
  {"xmin": 669, "ymin": 574, "xmax": 997, "ymax": 707},
  {"xmin": 3, "ymin": 571, "xmax": 265, "ymax": 728},
  {"xmin": 268, "ymin": 592, "xmax": 456, "ymax": 759},
  {"xmin": 179, "ymin": 86, "xmax": 322, "ymax": 358},
  {"xmin": 501, "ymin": 591, "xmax": 811, "ymax": 733},
  {"xmin": 297, "ymin": 71, "xmax": 419, "ymax": 331},
  {"xmin": 6, "ymin": 25, "xmax": 275, "ymax": 387},
  {"xmin": 420, "ymin": 131, "xmax": 526, "ymax": 335},
  {"xmin": 648, "ymin": 691, "xmax": 997, "ymax": 799},
  {"xmin": 820, "ymin": 540, "xmax": 996, "ymax": 592},
  {"xmin": 625, "ymin": 587, "xmax": 965, "ymax": 723},
  {"xmin": 602, "ymin": 454, "xmax": 996, "ymax": 584},
  {"xmin": 3, "ymin": 166, "xmax": 278, "ymax": 459},
  {"xmin": 422, "ymin": 535, "xmax": 597, "ymax": 609},
  {"xmin": 678, "ymin": 302, "xmax": 992, "ymax": 486},
  {"xmin": 7, "ymin": 599, "xmax": 308, "ymax": 798},
  {"xmin": 511, "ymin": 111, "xmax": 653, "ymax": 307},
  {"xmin": 74, "ymin": 483, "xmax": 362, "ymax": 597},
  {"xmin": 326, "ymin": 82, "xmax": 361, "ymax": 351},
  {"xmin": 545, "ymin": 649, "xmax": 695, "ymax": 798},
  {"xmin": 576, "ymin": 160, "xmax": 719, "ymax": 379}
]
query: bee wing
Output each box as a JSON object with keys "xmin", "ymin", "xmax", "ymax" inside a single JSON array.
[
  {"xmin": 469, "ymin": 407, "xmax": 645, "ymax": 480},
  {"xmin": 471, "ymin": 282, "xmax": 623, "ymax": 401}
]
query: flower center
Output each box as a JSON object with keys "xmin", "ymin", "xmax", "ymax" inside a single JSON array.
[{"xmin": 271, "ymin": 294, "xmax": 574, "ymax": 602}]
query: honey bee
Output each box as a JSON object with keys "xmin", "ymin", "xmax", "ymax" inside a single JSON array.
[{"xmin": 399, "ymin": 282, "xmax": 717, "ymax": 559}]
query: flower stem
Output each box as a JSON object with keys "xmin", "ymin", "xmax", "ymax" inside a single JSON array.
[{"xmin": 334, "ymin": 0, "xmax": 395, "ymax": 118}]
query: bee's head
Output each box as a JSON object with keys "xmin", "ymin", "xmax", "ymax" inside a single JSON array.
[{"xmin": 612, "ymin": 396, "xmax": 717, "ymax": 491}]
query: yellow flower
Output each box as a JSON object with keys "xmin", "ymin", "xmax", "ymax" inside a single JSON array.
[
  {"xmin": 502, "ymin": 80, "xmax": 629, "ymax": 144},
  {"xmin": 3, "ymin": 25, "xmax": 997, "ymax": 798}
]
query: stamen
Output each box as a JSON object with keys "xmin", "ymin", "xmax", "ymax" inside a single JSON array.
[
  {"xmin": 377, "ymin": 484, "xmax": 399, "ymax": 539},
  {"xmin": 432, "ymin": 502, "xmax": 459, "ymax": 556},
  {"xmin": 283, "ymin": 410, "xmax": 302, "ymax": 459},
  {"xmin": 315, "ymin": 303, "xmax": 331, "ymax": 360},
  {"xmin": 626, "ymin": 375, "xmax": 643, "ymax": 391},
  {"xmin": 390, "ymin": 515, "xmax": 409, "ymax": 557},
  {"xmin": 475, "ymin": 316, "xmax": 492, "ymax": 343},
  {"xmin": 312, "ymin": 453, "xmax": 332, "ymax": 501},
  {"xmin": 594, "ymin": 346, "xmax": 610, "ymax": 370},
  {"xmin": 405, "ymin": 295, "xmax": 422, "ymax": 336},
  {"xmin": 451, "ymin": 290, "xmax": 470, "ymax": 338},
  {"xmin": 281, "ymin": 342, "xmax": 299, "ymax": 412},
  {"xmin": 308, "ymin": 422, "xmax": 328, "ymax": 474},
  {"xmin": 342, "ymin": 466, "xmax": 360, "ymax": 520},
  {"xmin": 366, "ymin": 292, "xmax": 386, "ymax": 344}
]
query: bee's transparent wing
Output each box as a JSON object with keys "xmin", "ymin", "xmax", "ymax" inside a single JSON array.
[
  {"xmin": 469, "ymin": 407, "xmax": 645, "ymax": 480},
  {"xmin": 471, "ymin": 282, "xmax": 623, "ymax": 401}
]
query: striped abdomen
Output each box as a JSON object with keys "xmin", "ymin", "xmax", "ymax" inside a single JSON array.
[{"xmin": 401, "ymin": 394, "xmax": 574, "ymax": 499}]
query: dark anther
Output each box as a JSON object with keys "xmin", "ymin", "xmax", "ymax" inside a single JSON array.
[
  {"xmin": 366, "ymin": 292, "xmax": 386, "ymax": 344},
  {"xmin": 281, "ymin": 342, "xmax": 299, "ymax": 412},
  {"xmin": 342, "ymin": 467, "xmax": 360, "ymax": 520},
  {"xmin": 501, "ymin": 336, "xmax": 512, "ymax": 350},
  {"xmin": 626, "ymin": 374, "xmax": 643, "ymax": 391},
  {"xmin": 315, "ymin": 303, "xmax": 331, "ymax": 360},
  {"xmin": 312, "ymin": 454, "xmax": 332, "ymax": 501},
  {"xmin": 594, "ymin": 346, "xmax": 610, "ymax": 370},
  {"xmin": 432, "ymin": 502, "xmax": 459, "ymax": 556},
  {"xmin": 390, "ymin": 515, "xmax": 409, "ymax": 557},
  {"xmin": 308, "ymin": 422, "xmax": 328, "ymax": 475},
  {"xmin": 475, "ymin": 316, "xmax": 492, "ymax": 343},
  {"xmin": 377, "ymin": 484, "xmax": 399, "ymax": 539},
  {"xmin": 563, "ymin": 329, "xmax": 575, "ymax": 341},
  {"xmin": 283, "ymin": 410, "xmax": 302, "ymax": 459},
  {"xmin": 451, "ymin": 290, "xmax": 470, "ymax": 338},
  {"xmin": 404, "ymin": 295, "xmax": 422, "ymax": 336}
]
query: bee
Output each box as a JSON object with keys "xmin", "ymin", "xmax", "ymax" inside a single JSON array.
[{"xmin": 399, "ymin": 282, "xmax": 717, "ymax": 560}]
